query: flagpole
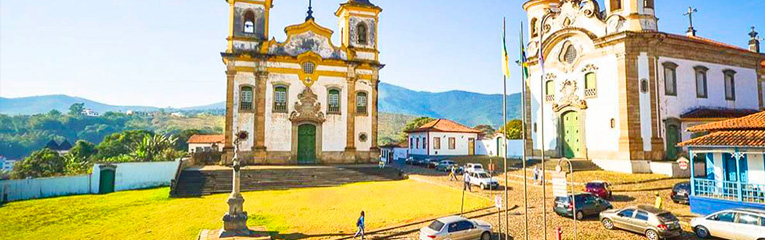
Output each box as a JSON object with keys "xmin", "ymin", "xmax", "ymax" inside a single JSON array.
[
  {"xmin": 519, "ymin": 21, "xmax": 530, "ymax": 240},
  {"xmin": 501, "ymin": 18, "xmax": 510, "ymax": 240}
]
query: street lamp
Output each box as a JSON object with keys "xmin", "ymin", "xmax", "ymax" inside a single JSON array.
[{"xmin": 538, "ymin": 3, "xmax": 559, "ymax": 240}]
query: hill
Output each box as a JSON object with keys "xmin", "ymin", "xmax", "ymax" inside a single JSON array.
[{"xmin": 0, "ymin": 95, "xmax": 160, "ymax": 115}]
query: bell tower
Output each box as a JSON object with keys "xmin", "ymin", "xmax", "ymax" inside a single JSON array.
[
  {"xmin": 226, "ymin": 0, "xmax": 273, "ymax": 53},
  {"xmin": 605, "ymin": 0, "xmax": 658, "ymax": 32},
  {"xmin": 336, "ymin": 0, "xmax": 382, "ymax": 61}
]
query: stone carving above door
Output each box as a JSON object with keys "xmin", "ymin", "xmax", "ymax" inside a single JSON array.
[
  {"xmin": 290, "ymin": 87, "xmax": 326, "ymax": 123},
  {"xmin": 553, "ymin": 79, "xmax": 588, "ymax": 112}
]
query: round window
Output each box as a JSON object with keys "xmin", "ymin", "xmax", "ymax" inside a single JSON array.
[{"xmin": 359, "ymin": 133, "xmax": 368, "ymax": 142}]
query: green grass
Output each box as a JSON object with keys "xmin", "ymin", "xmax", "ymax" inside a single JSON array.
[{"xmin": 0, "ymin": 180, "xmax": 490, "ymax": 240}]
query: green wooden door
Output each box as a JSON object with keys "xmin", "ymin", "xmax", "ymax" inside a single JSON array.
[
  {"xmin": 297, "ymin": 124, "xmax": 316, "ymax": 164},
  {"xmin": 99, "ymin": 168, "xmax": 115, "ymax": 194},
  {"xmin": 666, "ymin": 125, "xmax": 679, "ymax": 160},
  {"xmin": 562, "ymin": 111, "xmax": 582, "ymax": 159}
]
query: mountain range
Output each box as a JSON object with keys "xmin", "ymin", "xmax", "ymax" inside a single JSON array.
[{"xmin": 0, "ymin": 83, "xmax": 521, "ymax": 127}]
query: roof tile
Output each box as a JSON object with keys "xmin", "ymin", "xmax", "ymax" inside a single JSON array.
[
  {"xmin": 187, "ymin": 134, "xmax": 225, "ymax": 144},
  {"xmin": 687, "ymin": 111, "xmax": 765, "ymax": 132},
  {"xmin": 678, "ymin": 130, "xmax": 765, "ymax": 147},
  {"xmin": 407, "ymin": 119, "xmax": 481, "ymax": 134}
]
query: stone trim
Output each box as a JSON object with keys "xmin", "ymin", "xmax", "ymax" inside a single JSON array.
[
  {"xmin": 290, "ymin": 122, "xmax": 323, "ymax": 163},
  {"xmin": 224, "ymin": 67, "xmax": 237, "ymax": 164},
  {"xmin": 345, "ymin": 78, "xmax": 357, "ymax": 151}
]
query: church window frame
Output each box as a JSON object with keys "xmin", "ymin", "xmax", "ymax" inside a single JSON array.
[
  {"xmin": 273, "ymin": 85, "xmax": 288, "ymax": 113},
  {"xmin": 644, "ymin": 0, "xmax": 654, "ymax": 9},
  {"xmin": 610, "ymin": 0, "xmax": 622, "ymax": 11},
  {"xmin": 239, "ymin": 85, "xmax": 254, "ymax": 112},
  {"xmin": 303, "ymin": 62, "xmax": 316, "ymax": 74},
  {"xmin": 433, "ymin": 137, "xmax": 441, "ymax": 150},
  {"xmin": 355, "ymin": 91, "xmax": 368, "ymax": 115},
  {"xmin": 545, "ymin": 80, "xmax": 555, "ymax": 102},
  {"xmin": 724, "ymin": 69, "xmax": 736, "ymax": 101},
  {"xmin": 584, "ymin": 72, "xmax": 597, "ymax": 98},
  {"xmin": 640, "ymin": 79, "xmax": 649, "ymax": 93},
  {"xmin": 243, "ymin": 10, "xmax": 256, "ymax": 34},
  {"xmin": 530, "ymin": 18, "xmax": 539, "ymax": 37},
  {"xmin": 694, "ymin": 66, "xmax": 708, "ymax": 99},
  {"xmin": 356, "ymin": 22, "xmax": 368, "ymax": 45},
  {"xmin": 663, "ymin": 62, "xmax": 678, "ymax": 96},
  {"xmin": 559, "ymin": 42, "xmax": 578, "ymax": 65},
  {"xmin": 327, "ymin": 88, "xmax": 341, "ymax": 114}
]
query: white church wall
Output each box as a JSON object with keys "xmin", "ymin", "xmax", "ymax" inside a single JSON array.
[
  {"xmin": 580, "ymin": 54, "xmax": 621, "ymax": 154},
  {"xmin": 317, "ymin": 76, "xmax": 348, "ymax": 152},
  {"xmin": 638, "ymin": 53, "xmax": 653, "ymax": 152},
  {"xmin": 354, "ymin": 80, "xmax": 373, "ymax": 151},
  {"xmin": 233, "ymin": 72, "xmax": 256, "ymax": 149},
  {"xmin": 265, "ymin": 73, "xmax": 298, "ymax": 152}
]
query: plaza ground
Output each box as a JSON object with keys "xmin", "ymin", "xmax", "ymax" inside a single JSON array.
[{"xmin": 0, "ymin": 180, "xmax": 490, "ymax": 240}]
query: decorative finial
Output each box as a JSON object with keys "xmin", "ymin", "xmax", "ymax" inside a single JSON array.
[
  {"xmin": 750, "ymin": 26, "xmax": 759, "ymax": 39},
  {"xmin": 305, "ymin": 0, "xmax": 314, "ymax": 21},
  {"xmin": 684, "ymin": 6, "xmax": 698, "ymax": 37}
]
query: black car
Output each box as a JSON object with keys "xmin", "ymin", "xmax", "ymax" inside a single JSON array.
[
  {"xmin": 427, "ymin": 159, "xmax": 441, "ymax": 168},
  {"xmin": 554, "ymin": 193, "xmax": 613, "ymax": 220},
  {"xmin": 415, "ymin": 159, "xmax": 429, "ymax": 166},
  {"xmin": 405, "ymin": 157, "xmax": 415, "ymax": 165},
  {"xmin": 670, "ymin": 181, "xmax": 690, "ymax": 204}
]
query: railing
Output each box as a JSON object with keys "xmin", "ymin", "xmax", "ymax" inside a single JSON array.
[
  {"xmin": 694, "ymin": 178, "xmax": 765, "ymax": 204},
  {"xmin": 356, "ymin": 106, "xmax": 368, "ymax": 115},
  {"xmin": 584, "ymin": 88, "xmax": 597, "ymax": 98},
  {"xmin": 273, "ymin": 102, "xmax": 287, "ymax": 112},
  {"xmin": 240, "ymin": 102, "xmax": 253, "ymax": 111},
  {"xmin": 328, "ymin": 105, "xmax": 341, "ymax": 114},
  {"xmin": 545, "ymin": 95, "xmax": 555, "ymax": 102}
]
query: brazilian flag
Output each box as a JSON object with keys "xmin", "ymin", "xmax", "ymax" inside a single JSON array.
[{"xmin": 519, "ymin": 22, "xmax": 529, "ymax": 79}]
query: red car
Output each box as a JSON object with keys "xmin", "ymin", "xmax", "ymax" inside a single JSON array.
[{"xmin": 584, "ymin": 181, "xmax": 612, "ymax": 199}]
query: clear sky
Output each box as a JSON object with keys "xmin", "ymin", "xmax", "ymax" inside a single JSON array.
[{"xmin": 1, "ymin": 0, "xmax": 762, "ymax": 108}]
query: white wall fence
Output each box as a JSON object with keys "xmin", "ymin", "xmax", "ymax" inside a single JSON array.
[
  {"xmin": 477, "ymin": 139, "xmax": 525, "ymax": 159},
  {"xmin": 1, "ymin": 160, "xmax": 180, "ymax": 203}
]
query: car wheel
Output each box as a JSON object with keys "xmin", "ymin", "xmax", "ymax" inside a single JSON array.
[
  {"xmin": 694, "ymin": 226, "xmax": 710, "ymax": 239},
  {"xmin": 645, "ymin": 229, "xmax": 658, "ymax": 240},
  {"xmin": 601, "ymin": 218, "xmax": 614, "ymax": 230},
  {"xmin": 575, "ymin": 211, "xmax": 584, "ymax": 220},
  {"xmin": 480, "ymin": 184, "xmax": 486, "ymax": 190},
  {"xmin": 480, "ymin": 232, "xmax": 491, "ymax": 240}
]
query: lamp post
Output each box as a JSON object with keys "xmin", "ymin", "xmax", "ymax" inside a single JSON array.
[{"xmin": 538, "ymin": 3, "xmax": 559, "ymax": 240}]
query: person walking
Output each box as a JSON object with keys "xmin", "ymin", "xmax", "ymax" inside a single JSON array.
[
  {"xmin": 353, "ymin": 211, "xmax": 365, "ymax": 239},
  {"xmin": 533, "ymin": 166, "xmax": 539, "ymax": 185},
  {"xmin": 654, "ymin": 192, "xmax": 663, "ymax": 210},
  {"xmin": 463, "ymin": 170, "xmax": 471, "ymax": 192},
  {"xmin": 449, "ymin": 165, "xmax": 458, "ymax": 181}
]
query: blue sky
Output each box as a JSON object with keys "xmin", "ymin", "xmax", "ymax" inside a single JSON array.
[{"xmin": 0, "ymin": 0, "xmax": 762, "ymax": 108}]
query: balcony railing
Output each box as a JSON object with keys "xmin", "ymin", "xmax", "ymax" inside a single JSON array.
[
  {"xmin": 585, "ymin": 88, "xmax": 597, "ymax": 98},
  {"xmin": 273, "ymin": 102, "xmax": 287, "ymax": 113},
  {"xmin": 693, "ymin": 178, "xmax": 765, "ymax": 204},
  {"xmin": 328, "ymin": 105, "xmax": 341, "ymax": 114},
  {"xmin": 545, "ymin": 95, "xmax": 555, "ymax": 102}
]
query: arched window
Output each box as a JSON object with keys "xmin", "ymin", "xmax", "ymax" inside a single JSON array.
[
  {"xmin": 356, "ymin": 23, "xmax": 368, "ymax": 45},
  {"xmin": 644, "ymin": 0, "xmax": 654, "ymax": 9},
  {"xmin": 530, "ymin": 18, "xmax": 538, "ymax": 37},
  {"xmin": 663, "ymin": 62, "xmax": 678, "ymax": 96},
  {"xmin": 694, "ymin": 66, "xmax": 708, "ymax": 98},
  {"xmin": 610, "ymin": 0, "xmax": 622, "ymax": 11},
  {"xmin": 724, "ymin": 70, "xmax": 736, "ymax": 100},
  {"xmin": 243, "ymin": 10, "xmax": 255, "ymax": 34},
  {"xmin": 327, "ymin": 89, "xmax": 341, "ymax": 114},
  {"xmin": 240, "ymin": 86, "xmax": 253, "ymax": 111},
  {"xmin": 273, "ymin": 86, "xmax": 288, "ymax": 112},
  {"xmin": 584, "ymin": 72, "xmax": 597, "ymax": 97},
  {"xmin": 356, "ymin": 92, "xmax": 368, "ymax": 114},
  {"xmin": 545, "ymin": 80, "xmax": 555, "ymax": 101}
]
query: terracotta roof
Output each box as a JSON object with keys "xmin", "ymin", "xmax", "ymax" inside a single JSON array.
[
  {"xmin": 678, "ymin": 130, "xmax": 765, "ymax": 147},
  {"xmin": 187, "ymin": 134, "xmax": 225, "ymax": 144},
  {"xmin": 761, "ymin": 59, "xmax": 765, "ymax": 68},
  {"xmin": 666, "ymin": 33, "xmax": 750, "ymax": 52},
  {"xmin": 406, "ymin": 119, "xmax": 482, "ymax": 134},
  {"xmin": 380, "ymin": 142, "xmax": 407, "ymax": 148},
  {"xmin": 680, "ymin": 108, "xmax": 761, "ymax": 119},
  {"xmin": 687, "ymin": 111, "xmax": 765, "ymax": 132}
]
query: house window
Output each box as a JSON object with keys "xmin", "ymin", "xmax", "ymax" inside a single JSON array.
[
  {"xmin": 422, "ymin": 137, "xmax": 427, "ymax": 149},
  {"xmin": 328, "ymin": 89, "xmax": 341, "ymax": 114},
  {"xmin": 243, "ymin": 10, "xmax": 255, "ymax": 34},
  {"xmin": 610, "ymin": 0, "xmax": 622, "ymax": 11},
  {"xmin": 724, "ymin": 70, "xmax": 736, "ymax": 101},
  {"xmin": 545, "ymin": 80, "xmax": 555, "ymax": 101},
  {"xmin": 410, "ymin": 138, "xmax": 413, "ymax": 149},
  {"xmin": 644, "ymin": 0, "xmax": 654, "ymax": 9},
  {"xmin": 640, "ymin": 79, "xmax": 649, "ymax": 93},
  {"xmin": 530, "ymin": 18, "xmax": 538, "ymax": 37},
  {"xmin": 433, "ymin": 137, "xmax": 441, "ymax": 149},
  {"xmin": 356, "ymin": 92, "xmax": 368, "ymax": 114},
  {"xmin": 695, "ymin": 66, "xmax": 708, "ymax": 98},
  {"xmin": 584, "ymin": 72, "xmax": 597, "ymax": 97},
  {"xmin": 240, "ymin": 86, "xmax": 253, "ymax": 111},
  {"xmin": 416, "ymin": 138, "xmax": 419, "ymax": 149},
  {"xmin": 356, "ymin": 23, "xmax": 368, "ymax": 45},
  {"xmin": 448, "ymin": 137, "xmax": 456, "ymax": 150},
  {"xmin": 663, "ymin": 62, "xmax": 678, "ymax": 96},
  {"xmin": 303, "ymin": 62, "xmax": 315, "ymax": 74},
  {"xmin": 273, "ymin": 86, "xmax": 288, "ymax": 112}
]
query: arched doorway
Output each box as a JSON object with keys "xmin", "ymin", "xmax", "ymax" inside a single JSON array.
[
  {"xmin": 561, "ymin": 111, "xmax": 583, "ymax": 158},
  {"xmin": 98, "ymin": 165, "xmax": 116, "ymax": 194},
  {"xmin": 297, "ymin": 124, "xmax": 317, "ymax": 164}
]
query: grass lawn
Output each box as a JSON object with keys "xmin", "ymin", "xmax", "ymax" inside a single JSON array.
[{"xmin": 0, "ymin": 179, "xmax": 490, "ymax": 240}]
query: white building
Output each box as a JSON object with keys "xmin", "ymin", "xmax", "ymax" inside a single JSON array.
[
  {"xmin": 406, "ymin": 119, "xmax": 481, "ymax": 159},
  {"xmin": 522, "ymin": 0, "xmax": 765, "ymax": 172},
  {"xmin": 81, "ymin": 109, "xmax": 99, "ymax": 117},
  {"xmin": 187, "ymin": 134, "xmax": 225, "ymax": 153},
  {"xmin": 1, "ymin": 156, "xmax": 17, "ymax": 172},
  {"xmin": 379, "ymin": 143, "xmax": 408, "ymax": 163},
  {"xmin": 221, "ymin": 0, "xmax": 383, "ymax": 165}
]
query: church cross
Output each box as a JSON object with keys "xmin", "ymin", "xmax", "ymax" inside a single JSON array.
[
  {"xmin": 305, "ymin": 0, "xmax": 314, "ymax": 21},
  {"xmin": 684, "ymin": 6, "xmax": 698, "ymax": 36}
]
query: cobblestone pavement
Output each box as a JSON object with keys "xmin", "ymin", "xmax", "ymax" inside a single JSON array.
[{"xmin": 336, "ymin": 164, "xmax": 708, "ymax": 240}]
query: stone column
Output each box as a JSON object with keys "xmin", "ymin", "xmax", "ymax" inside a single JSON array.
[
  {"xmin": 223, "ymin": 67, "xmax": 236, "ymax": 165},
  {"xmin": 616, "ymin": 52, "xmax": 644, "ymax": 160},
  {"xmin": 369, "ymin": 73, "xmax": 380, "ymax": 162},
  {"xmin": 253, "ymin": 69, "xmax": 268, "ymax": 164},
  {"xmin": 647, "ymin": 54, "xmax": 665, "ymax": 160},
  {"xmin": 344, "ymin": 66, "xmax": 357, "ymax": 161}
]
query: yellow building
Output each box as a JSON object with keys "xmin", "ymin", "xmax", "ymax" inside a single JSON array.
[{"xmin": 220, "ymin": 0, "xmax": 384, "ymax": 165}]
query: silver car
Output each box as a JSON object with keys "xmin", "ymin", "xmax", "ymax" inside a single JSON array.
[
  {"xmin": 691, "ymin": 208, "xmax": 765, "ymax": 240},
  {"xmin": 419, "ymin": 216, "xmax": 492, "ymax": 240},
  {"xmin": 599, "ymin": 205, "xmax": 682, "ymax": 240}
]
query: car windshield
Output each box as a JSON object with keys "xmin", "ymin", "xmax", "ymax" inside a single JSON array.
[
  {"xmin": 656, "ymin": 213, "xmax": 678, "ymax": 222},
  {"xmin": 554, "ymin": 196, "xmax": 569, "ymax": 203},
  {"xmin": 428, "ymin": 220, "xmax": 445, "ymax": 231},
  {"xmin": 586, "ymin": 182, "xmax": 604, "ymax": 188},
  {"xmin": 477, "ymin": 173, "xmax": 490, "ymax": 178}
]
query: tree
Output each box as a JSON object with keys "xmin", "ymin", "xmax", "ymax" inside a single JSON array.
[
  {"xmin": 498, "ymin": 119, "xmax": 524, "ymax": 139},
  {"xmin": 95, "ymin": 130, "xmax": 154, "ymax": 160},
  {"xmin": 398, "ymin": 117, "xmax": 435, "ymax": 142},
  {"xmin": 132, "ymin": 134, "xmax": 180, "ymax": 162},
  {"xmin": 11, "ymin": 148, "xmax": 66, "ymax": 179},
  {"xmin": 68, "ymin": 103, "xmax": 85, "ymax": 116},
  {"xmin": 48, "ymin": 109, "xmax": 62, "ymax": 116},
  {"xmin": 64, "ymin": 140, "xmax": 98, "ymax": 175},
  {"xmin": 473, "ymin": 124, "xmax": 496, "ymax": 138}
]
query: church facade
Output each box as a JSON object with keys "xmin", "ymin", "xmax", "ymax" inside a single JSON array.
[
  {"xmin": 522, "ymin": 0, "xmax": 765, "ymax": 171},
  {"xmin": 220, "ymin": 0, "xmax": 383, "ymax": 165}
]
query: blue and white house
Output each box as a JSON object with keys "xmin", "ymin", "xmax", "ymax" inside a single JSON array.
[{"xmin": 679, "ymin": 111, "xmax": 765, "ymax": 215}]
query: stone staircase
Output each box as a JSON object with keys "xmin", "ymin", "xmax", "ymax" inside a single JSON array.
[{"xmin": 171, "ymin": 166, "xmax": 405, "ymax": 197}]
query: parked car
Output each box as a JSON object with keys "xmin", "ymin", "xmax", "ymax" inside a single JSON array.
[
  {"xmin": 428, "ymin": 159, "xmax": 441, "ymax": 169},
  {"xmin": 406, "ymin": 157, "xmax": 415, "ymax": 165},
  {"xmin": 415, "ymin": 159, "xmax": 429, "ymax": 166},
  {"xmin": 435, "ymin": 160, "xmax": 459, "ymax": 172},
  {"xmin": 554, "ymin": 193, "xmax": 612, "ymax": 220},
  {"xmin": 670, "ymin": 182, "xmax": 690, "ymax": 204},
  {"xmin": 584, "ymin": 181, "xmax": 612, "ymax": 199},
  {"xmin": 465, "ymin": 163, "xmax": 485, "ymax": 174},
  {"xmin": 468, "ymin": 171, "xmax": 499, "ymax": 190},
  {"xmin": 691, "ymin": 208, "xmax": 765, "ymax": 240},
  {"xmin": 419, "ymin": 216, "xmax": 492, "ymax": 240},
  {"xmin": 599, "ymin": 205, "xmax": 682, "ymax": 240}
]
